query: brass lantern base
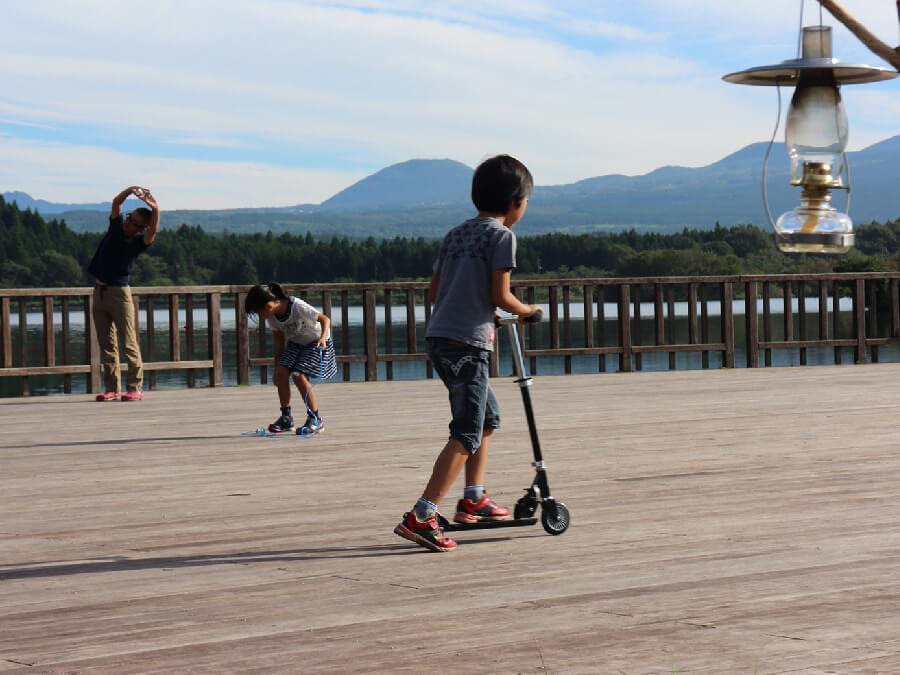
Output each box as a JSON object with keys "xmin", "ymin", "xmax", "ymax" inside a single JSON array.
[{"xmin": 775, "ymin": 231, "xmax": 854, "ymax": 254}]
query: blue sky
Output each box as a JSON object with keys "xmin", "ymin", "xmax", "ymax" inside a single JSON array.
[{"xmin": 1, "ymin": 0, "xmax": 898, "ymax": 209}]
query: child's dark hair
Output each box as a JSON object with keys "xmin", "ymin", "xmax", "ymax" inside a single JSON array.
[
  {"xmin": 245, "ymin": 281, "xmax": 289, "ymax": 315},
  {"xmin": 471, "ymin": 154, "xmax": 533, "ymax": 214},
  {"xmin": 129, "ymin": 207, "xmax": 152, "ymax": 227}
]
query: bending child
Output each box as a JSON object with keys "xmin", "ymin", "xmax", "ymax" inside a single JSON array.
[
  {"xmin": 394, "ymin": 154, "xmax": 541, "ymax": 552},
  {"xmin": 245, "ymin": 282, "xmax": 337, "ymax": 435}
]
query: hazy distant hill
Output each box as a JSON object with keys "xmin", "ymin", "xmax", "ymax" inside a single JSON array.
[
  {"xmin": 5, "ymin": 136, "xmax": 899, "ymax": 238},
  {"xmin": 1, "ymin": 191, "xmax": 110, "ymax": 214},
  {"xmin": 320, "ymin": 158, "xmax": 472, "ymax": 209}
]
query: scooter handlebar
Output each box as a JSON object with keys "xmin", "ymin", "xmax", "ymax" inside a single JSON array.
[{"xmin": 495, "ymin": 308, "xmax": 544, "ymax": 326}]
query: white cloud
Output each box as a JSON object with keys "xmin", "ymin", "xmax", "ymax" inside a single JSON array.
[
  {"xmin": 0, "ymin": 138, "xmax": 362, "ymax": 209},
  {"xmin": 1, "ymin": 0, "xmax": 896, "ymax": 208}
]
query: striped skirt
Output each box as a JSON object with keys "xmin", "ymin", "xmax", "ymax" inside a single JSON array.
[{"xmin": 279, "ymin": 338, "xmax": 337, "ymax": 380}]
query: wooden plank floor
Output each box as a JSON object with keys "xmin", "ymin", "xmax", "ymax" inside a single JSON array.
[{"xmin": 3, "ymin": 364, "xmax": 900, "ymax": 674}]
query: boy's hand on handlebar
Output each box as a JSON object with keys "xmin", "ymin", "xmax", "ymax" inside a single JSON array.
[{"xmin": 521, "ymin": 305, "xmax": 543, "ymax": 323}]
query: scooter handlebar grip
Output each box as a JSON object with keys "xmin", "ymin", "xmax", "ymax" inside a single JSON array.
[{"xmin": 523, "ymin": 308, "xmax": 544, "ymax": 324}]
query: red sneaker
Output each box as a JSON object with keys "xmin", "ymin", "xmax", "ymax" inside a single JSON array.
[
  {"xmin": 95, "ymin": 391, "xmax": 120, "ymax": 402},
  {"xmin": 394, "ymin": 512, "xmax": 457, "ymax": 552},
  {"xmin": 454, "ymin": 496, "xmax": 512, "ymax": 523},
  {"xmin": 121, "ymin": 391, "xmax": 144, "ymax": 401}
]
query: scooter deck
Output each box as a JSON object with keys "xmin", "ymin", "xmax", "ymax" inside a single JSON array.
[{"xmin": 437, "ymin": 515, "xmax": 538, "ymax": 531}]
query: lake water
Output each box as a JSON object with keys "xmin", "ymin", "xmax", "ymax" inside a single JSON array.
[{"xmin": 4, "ymin": 298, "xmax": 898, "ymax": 396}]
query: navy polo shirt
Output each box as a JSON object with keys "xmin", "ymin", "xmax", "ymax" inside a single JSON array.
[{"xmin": 87, "ymin": 215, "xmax": 150, "ymax": 286}]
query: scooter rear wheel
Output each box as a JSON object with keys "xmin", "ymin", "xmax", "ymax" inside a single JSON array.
[{"xmin": 541, "ymin": 502, "xmax": 570, "ymax": 535}]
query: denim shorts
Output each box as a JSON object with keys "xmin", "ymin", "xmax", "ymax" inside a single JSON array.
[{"xmin": 427, "ymin": 338, "xmax": 500, "ymax": 454}]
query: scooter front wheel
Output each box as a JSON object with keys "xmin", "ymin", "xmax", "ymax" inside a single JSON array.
[{"xmin": 541, "ymin": 502, "xmax": 570, "ymax": 535}]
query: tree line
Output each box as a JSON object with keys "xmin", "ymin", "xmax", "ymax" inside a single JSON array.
[{"xmin": 2, "ymin": 194, "xmax": 899, "ymax": 288}]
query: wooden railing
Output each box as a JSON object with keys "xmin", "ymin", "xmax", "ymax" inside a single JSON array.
[{"xmin": 1, "ymin": 273, "xmax": 899, "ymax": 395}]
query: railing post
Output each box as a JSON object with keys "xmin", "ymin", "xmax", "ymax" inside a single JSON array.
[
  {"xmin": 798, "ymin": 282, "xmax": 807, "ymax": 366},
  {"xmin": 168, "ymin": 293, "xmax": 181, "ymax": 367},
  {"xmin": 666, "ymin": 285, "xmax": 676, "ymax": 370},
  {"xmin": 0, "ymin": 297, "xmax": 10, "ymax": 369},
  {"xmin": 320, "ymin": 291, "xmax": 332, "ymax": 383},
  {"xmin": 563, "ymin": 285, "xmax": 572, "ymax": 374},
  {"xmin": 854, "ymin": 279, "xmax": 867, "ymax": 364},
  {"xmin": 763, "ymin": 282, "xmax": 772, "ymax": 367},
  {"xmin": 688, "ymin": 283, "xmax": 698, "ymax": 347},
  {"xmin": 700, "ymin": 285, "xmax": 710, "ymax": 369},
  {"xmin": 891, "ymin": 278, "xmax": 899, "ymax": 338},
  {"xmin": 596, "ymin": 286, "xmax": 606, "ymax": 373},
  {"xmin": 18, "ymin": 299, "xmax": 28, "ymax": 395},
  {"xmin": 583, "ymin": 284, "xmax": 594, "ymax": 353},
  {"xmin": 405, "ymin": 288, "xmax": 416, "ymax": 353},
  {"xmin": 549, "ymin": 286, "xmax": 559, "ymax": 351},
  {"xmin": 652, "ymin": 284, "xmax": 664, "ymax": 370},
  {"xmin": 832, "ymin": 281, "xmax": 842, "ymax": 365},
  {"xmin": 406, "ymin": 288, "xmax": 423, "ymax": 375},
  {"xmin": 363, "ymin": 288, "xmax": 378, "ymax": 381},
  {"xmin": 236, "ymin": 291, "xmax": 249, "ymax": 385},
  {"xmin": 424, "ymin": 291, "xmax": 433, "ymax": 379},
  {"xmin": 256, "ymin": 319, "xmax": 268, "ymax": 385},
  {"xmin": 42, "ymin": 296, "xmax": 55, "ymax": 367},
  {"xmin": 618, "ymin": 284, "xmax": 632, "ymax": 372},
  {"xmin": 62, "ymin": 297, "xmax": 72, "ymax": 393},
  {"xmin": 818, "ymin": 280, "xmax": 828, "ymax": 342},
  {"xmin": 185, "ymin": 294, "xmax": 196, "ymax": 387},
  {"xmin": 632, "ymin": 284, "xmax": 643, "ymax": 371},
  {"xmin": 208, "ymin": 292, "xmax": 223, "ymax": 386},
  {"xmin": 145, "ymin": 294, "xmax": 155, "ymax": 390},
  {"xmin": 341, "ymin": 290, "xmax": 351, "ymax": 382},
  {"xmin": 651, "ymin": 283, "xmax": 662, "ymax": 346},
  {"xmin": 384, "ymin": 289, "xmax": 393, "ymax": 381},
  {"xmin": 783, "ymin": 281, "xmax": 794, "ymax": 343},
  {"xmin": 721, "ymin": 282, "xmax": 734, "ymax": 368},
  {"xmin": 868, "ymin": 282, "xmax": 879, "ymax": 363},
  {"xmin": 527, "ymin": 286, "xmax": 537, "ymax": 374},
  {"xmin": 490, "ymin": 313, "xmax": 499, "ymax": 378},
  {"xmin": 86, "ymin": 293, "xmax": 100, "ymax": 393},
  {"xmin": 746, "ymin": 280, "xmax": 759, "ymax": 368}
]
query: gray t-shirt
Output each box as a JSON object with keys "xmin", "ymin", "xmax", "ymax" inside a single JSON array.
[{"xmin": 425, "ymin": 216, "xmax": 517, "ymax": 351}]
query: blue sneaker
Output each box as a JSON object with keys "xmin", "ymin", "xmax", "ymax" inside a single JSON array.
[
  {"xmin": 268, "ymin": 414, "xmax": 295, "ymax": 433},
  {"xmin": 297, "ymin": 415, "xmax": 324, "ymax": 436}
]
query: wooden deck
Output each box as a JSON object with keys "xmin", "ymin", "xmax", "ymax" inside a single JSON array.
[{"xmin": 3, "ymin": 364, "xmax": 900, "ymax": 674}]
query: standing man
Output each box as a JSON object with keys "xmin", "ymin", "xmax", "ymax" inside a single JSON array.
[{"xmin": 88, "ymin": 186, "xmax": 159, "ymax": 401}]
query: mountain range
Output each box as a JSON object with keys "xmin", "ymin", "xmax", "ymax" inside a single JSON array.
[{"xmin": 5, "ymin": 135, "xmax": 900, "ymax": 238}]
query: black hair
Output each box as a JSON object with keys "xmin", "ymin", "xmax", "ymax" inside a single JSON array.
[
  {"xmin": 471, "ymin": 154, "xmax": 533, "ymax": 214},
  {"xmin": 244, "ymin": 281, "xmax": 289, "ymax": 316},
  {"xmin": 133, "ymin": 207, "xmax": 152, "ymax": 225}
]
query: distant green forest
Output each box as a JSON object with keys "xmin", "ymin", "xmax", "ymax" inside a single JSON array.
[{"xmin": 2, "ymin": 195, "xmax": 899, "ymax": 288}]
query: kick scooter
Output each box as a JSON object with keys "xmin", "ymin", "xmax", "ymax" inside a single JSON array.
[{"xmin": 437, "ymin": 309, "xmax": 571, "ymax": 536}]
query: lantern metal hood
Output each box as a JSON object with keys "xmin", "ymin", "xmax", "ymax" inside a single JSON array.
[{"xmin": 723, "ymin": 25, "xmax": 897, "ymax": 253}]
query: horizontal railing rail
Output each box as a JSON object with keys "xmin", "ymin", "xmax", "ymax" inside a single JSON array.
[{"xmin": 1, "ymin": 273, "xmax": 898, "ymax": 396}]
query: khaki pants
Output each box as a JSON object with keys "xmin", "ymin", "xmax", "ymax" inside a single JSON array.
[{"xmin": 92, "ymin": 285, "xmax": 144, "ymax": 393}]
